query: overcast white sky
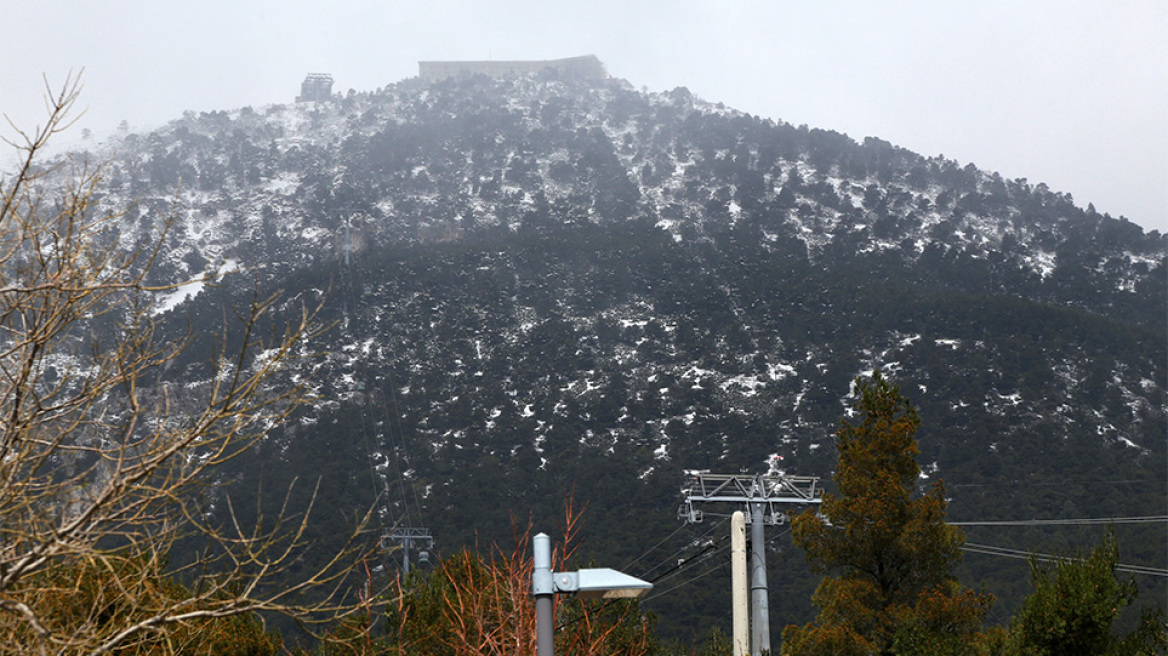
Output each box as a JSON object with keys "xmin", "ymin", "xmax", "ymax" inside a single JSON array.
[{"xmin": 3, "ymin": 1, "xmax": 1165, "ymax": 232}]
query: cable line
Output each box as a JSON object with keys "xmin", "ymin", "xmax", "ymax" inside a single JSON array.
[
  {"xmin": 647, "ymin": 534, "xmax": 731, "ymax": 588},
  {"xmin": 622, "ymin": 522, "xmax": 690, "ymax": 572},
  {"xmin": 636, "ymin": 517, "xmax": 730, "ymax": 582},
  {"xmin": 338, "ymin": 257, "xmax": 398, "ymax": 525},
  {"xmin": 345, "ymin": 252, "xmax": 424, "ymax": 528},
  {"xmin": 643, "ymin": 560, "xmax": 728, "ymax": 603},
  {"xmin": 961, "ymin": 542, "xmax": 1168, "ymax": 577},
  {"xmin": 341, "ymin": 257, "xmax": 413, "ymax": 522},
  {"xmin": 949, "ymin": 479, "xmax": 1161, "ymax": 488},
  {"xmin": 555, "ymin": 526, "xmax": 733, "ymax": 632},
  {"xmin": 950, "ymin": 515, "xmax": 1168, "ymax": 527},
  {"xmin": 337, "ymin": 237, "xmax": 434, "ymax": 575},
  {"xmin": 640, "ymin": 525, "xmax": 794, "ymax": 602}
]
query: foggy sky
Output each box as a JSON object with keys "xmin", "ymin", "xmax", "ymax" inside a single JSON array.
[{"xmin": 3, "ymin": 0, "xmax": 1165, "ymax": 233}]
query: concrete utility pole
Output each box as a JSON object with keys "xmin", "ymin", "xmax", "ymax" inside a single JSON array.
[
  {"xmin": 679, "ymin": 471, "xmax": 823, "ymax": 656},
  {"xmin": 731, "ymin": 511, "xmax": 749, "ymax": 656}
]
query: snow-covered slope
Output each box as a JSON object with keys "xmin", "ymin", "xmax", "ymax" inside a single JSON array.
[{"xmin": 39, "ymin": 72, "xmax": 1166, "ymax": 637}]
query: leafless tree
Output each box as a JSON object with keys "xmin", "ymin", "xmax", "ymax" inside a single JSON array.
[{"xmin": 0, "ymin": 74, "xmax": 374, "ymax": 655}]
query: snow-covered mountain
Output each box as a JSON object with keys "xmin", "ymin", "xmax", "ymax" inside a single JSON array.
[{"xmin": 61, "ymin": 71, "xmax": 1166, "ymax": 638}]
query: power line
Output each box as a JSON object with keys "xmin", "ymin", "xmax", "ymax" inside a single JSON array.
[
  {"xmin": 622, "ymin": 522, "xmax": 691, "ymax": 572},
  {"xmin": 635, "ymin": 517, "xmax": 730, "ymax": 582},
  {"xmin": 648, "ymin": 533, "xmax": 730, "ymax": 588},
  {"xmin": 962, "ymin": 542, "xmax": 1168, "ymax": 577},
  {"xmin": 948, "ymin": 479, "xmax": 1162, "ymax": 488},
  {"xmin": 642, "ymin": 528, "xmax": 792, "ymax": 604},
  {"xmin": 950, "ymin": 515, "xmax": 1168, "ymax": 527}
]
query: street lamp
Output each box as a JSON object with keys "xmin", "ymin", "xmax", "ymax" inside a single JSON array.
[{"xmin": 531, "ymin": 532, "xmax": 653, "ymax": 656}]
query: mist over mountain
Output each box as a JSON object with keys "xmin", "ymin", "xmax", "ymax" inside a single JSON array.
[{"xmin": 61, "ymin": 71, "xmax": 1166, "ymax": 640}]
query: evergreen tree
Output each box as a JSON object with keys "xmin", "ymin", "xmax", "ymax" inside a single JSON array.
[
  {"xmin": 1003, "ymin": 529, "xmax": 1167, "ymax": 656},
  {"xmin": 782, "ymin": 372, "xmax": 992, "ymax": 656}
]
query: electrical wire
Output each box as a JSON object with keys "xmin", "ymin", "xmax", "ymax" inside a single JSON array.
[
  {"xmin": 950, "ymin": 515, "xmax": 1168, "ymax": 526},
  {"xmin": 642, "ymin": 527, "xmax": 792, "ymax": 604},
  {"xmin": 622, "ymin": 522, "xmax": 691, "ymax": 572},
  {"xmin": 961, "ymin": 542, "xmax": 1168, "ymax": 577},
  {"xmin": 635, "ymin": 517, "xmax": 730, "ymax": 582},
  {"xmin": 948, "ymin": 479, "xmax": 1162, "ymax": 488}
]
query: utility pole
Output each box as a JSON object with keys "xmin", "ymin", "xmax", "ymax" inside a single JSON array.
[
  {"xmin": 679, "ymin": 471, "xmax": 822, "ymax": 656},
  {"xmin": 731, "ymin": 511, "xmax": 749, "ymax": 656}
]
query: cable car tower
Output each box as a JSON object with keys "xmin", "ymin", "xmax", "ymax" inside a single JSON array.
[
  {"xmin": 679, "ymin": 467, "xmax": 823, "ymax": 656},
  {"xmin": 381, "ymin": 527, "xmax": 434, "ymax": 577}
]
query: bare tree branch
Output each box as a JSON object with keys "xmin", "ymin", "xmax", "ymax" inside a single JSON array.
[{"xmin": 0, "ymin": 73, "xmax": 377, "ymax": 655}]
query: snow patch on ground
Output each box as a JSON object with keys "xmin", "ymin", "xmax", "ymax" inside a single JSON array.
[{"xmin": 1027, "ymin": 250, "xmax": 1057, "ymax": 278}]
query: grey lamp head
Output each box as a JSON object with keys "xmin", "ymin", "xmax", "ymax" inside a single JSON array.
[{"xmin": 553, "ymin": 568, "xmax": 653, "ymax": 600}]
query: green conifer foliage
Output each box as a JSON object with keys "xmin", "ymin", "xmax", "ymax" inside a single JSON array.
[
  {"xmin": 1005, "ymin": 530, "xmax": 1166, "ymax": 656},
  {"xmin": 782, "ymin": 372, "xmax": 992, "ymax": 655}
]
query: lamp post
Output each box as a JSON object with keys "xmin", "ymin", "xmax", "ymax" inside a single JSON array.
[{"xmin": 531, "ymin": 532, "xmax": 653, "ymax": 656}]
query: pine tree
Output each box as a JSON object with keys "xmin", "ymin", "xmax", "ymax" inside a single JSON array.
[
  {"xmin": 1005, "ymin": 529, "xmax": 1167, "ymax": 656},
  {"xmin": 782, "ymin": 372, "xmax": 992, "ymax": 656}
]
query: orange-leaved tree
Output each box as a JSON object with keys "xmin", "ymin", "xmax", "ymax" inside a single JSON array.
[
  {"xmin": 782, "ymin": 372, "xmax": 992, "ymax": 656},
  {"xmin": 380, "ymin": 504, "xmax": 657, "ymax": 656}
]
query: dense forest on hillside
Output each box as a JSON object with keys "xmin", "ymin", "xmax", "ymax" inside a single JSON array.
[
  {"xmin": 181, "ymin": 213, "xmax": 1164, "ymax": 641},
  {"xmin": 54, "ymin": 72, "xmax": 1168, "ymax": 643}
]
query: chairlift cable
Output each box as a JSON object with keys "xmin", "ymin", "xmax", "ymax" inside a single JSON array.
[
  {"xmin": 640, "ymin": 522, "xmax": 794, "ymax": 602},
  {"xmin": 341, "ymin": 251, "xmax": 427, "ymax": 541},
  {"xmin": 338, "ymin": 252, "xmax": 397, "ymax": 526},
  {"xmin": 636, "ymin": 517, "xmax": 730, "ymax": 581},
  {"xmin": 622, "ymin": 522, "xmax": 690, "ymax": 572}
]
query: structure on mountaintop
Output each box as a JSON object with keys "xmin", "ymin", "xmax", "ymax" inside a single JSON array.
[
  {"xmin": 296, "ymin": 74, "xmax": 334, "ymax": 102},
  {"xmin": 418, "ymin": 55, "xmax": 606, "ymax": 81}
]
